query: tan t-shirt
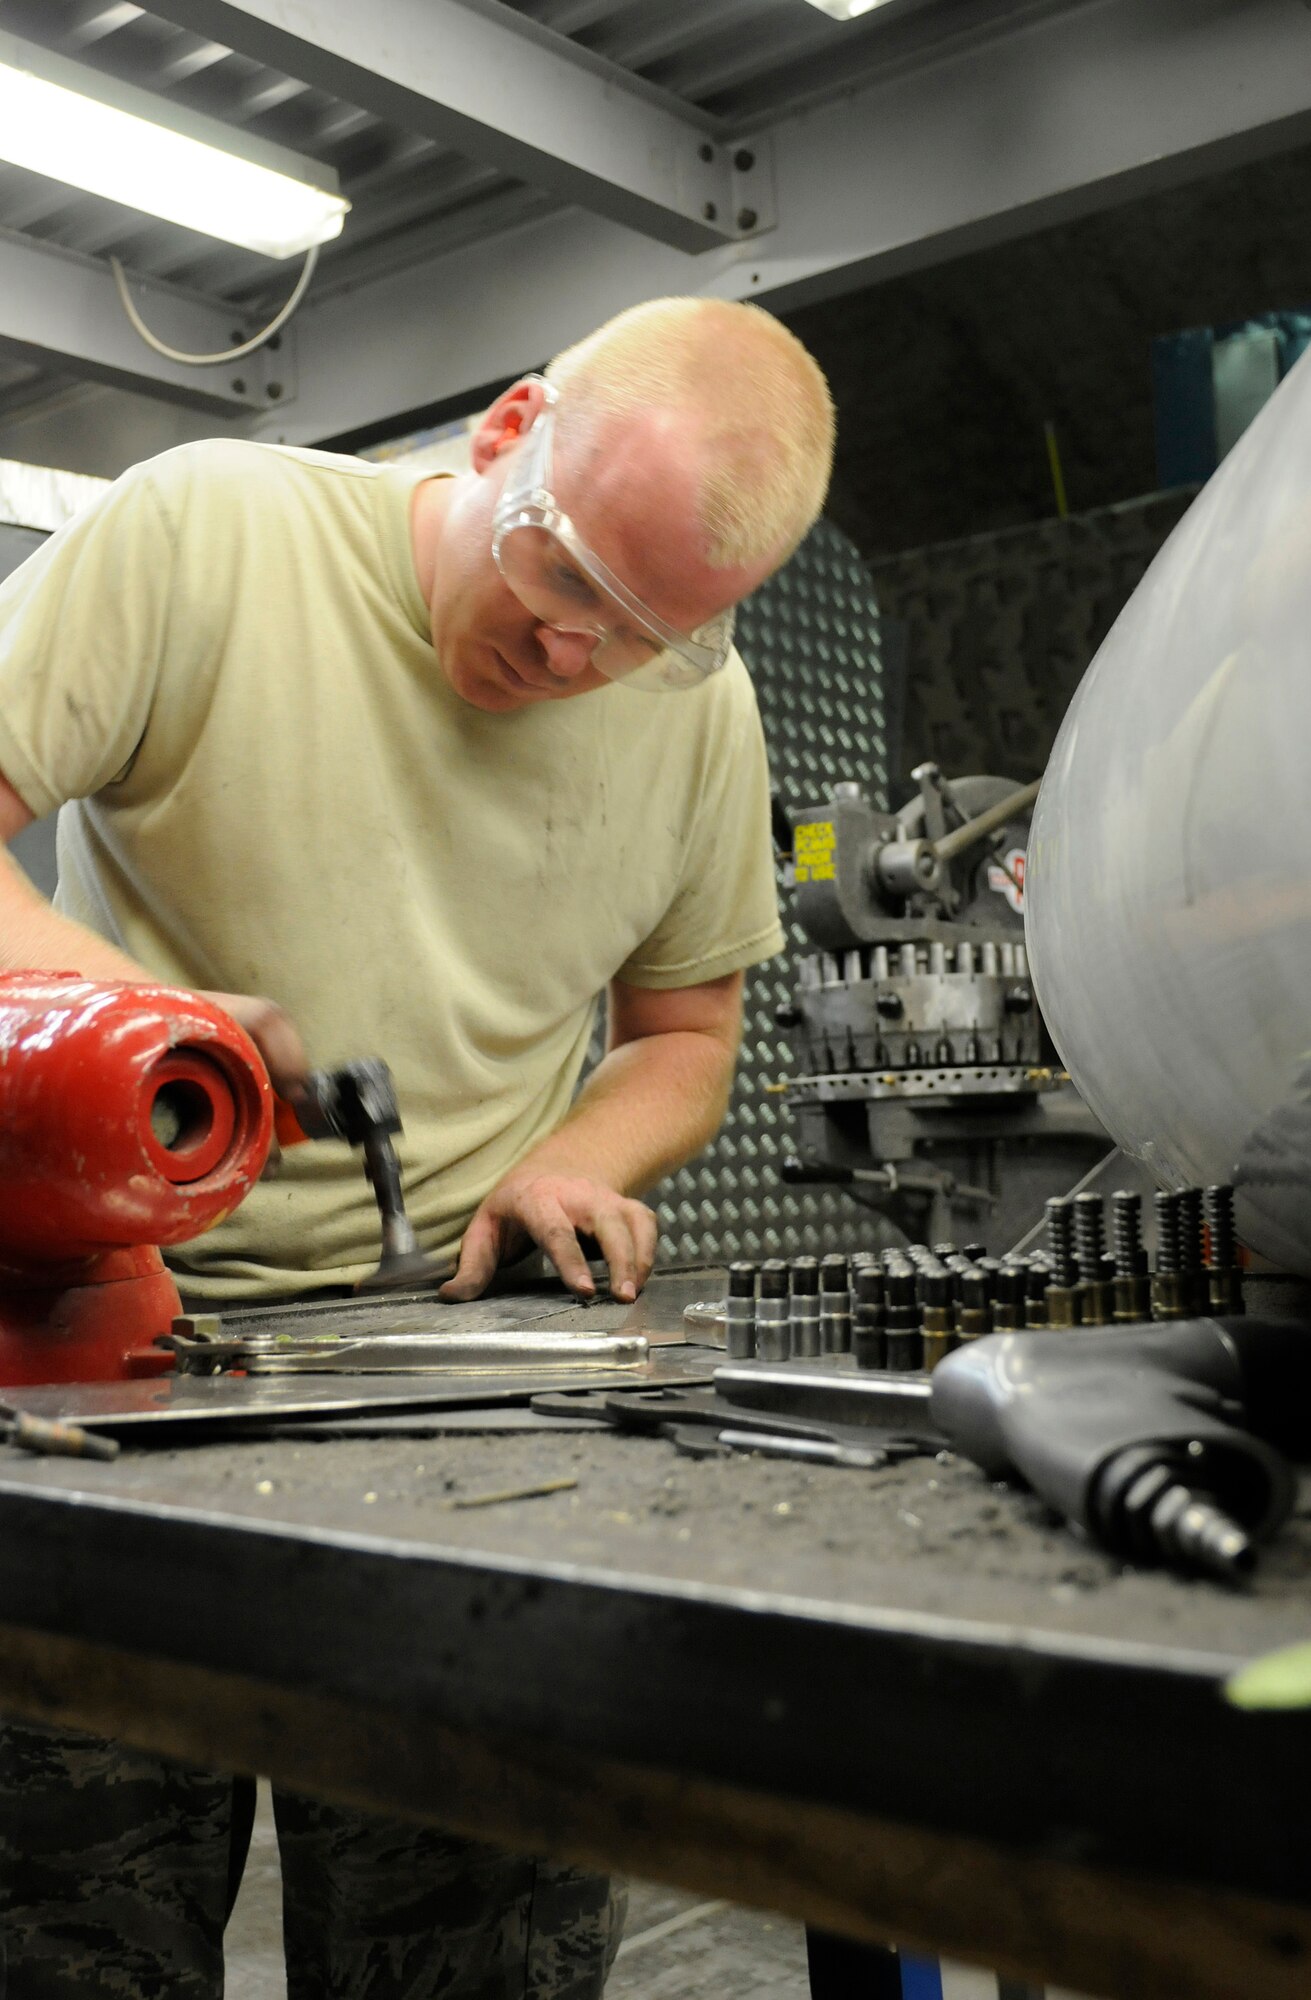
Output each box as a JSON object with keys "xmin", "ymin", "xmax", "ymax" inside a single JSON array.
[{"xmin": 0, "ymin": 439, "xmax": 784, "ymax": 1298}]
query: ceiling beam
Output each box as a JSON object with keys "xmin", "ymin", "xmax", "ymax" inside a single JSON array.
[
  {"xmin": 246, "ymin": 0, "xmax": 1311, "ymax": 447},
  {"xmin": 145, "ymin": 0, "xmax": 741, "ymax": 251},
  {"xmin": 0, "ymin": 232, "xmax": 285, "ymax": 414}
]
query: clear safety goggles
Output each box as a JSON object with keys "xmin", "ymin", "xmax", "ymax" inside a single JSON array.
[{"xmin": 490, "ymin": 376, "xmax": 735, "ymax": 692}]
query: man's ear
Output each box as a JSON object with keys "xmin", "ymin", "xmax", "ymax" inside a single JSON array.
[{"xmin": 470, "ymin": 378, "xmax": 550, "ymax": 474}]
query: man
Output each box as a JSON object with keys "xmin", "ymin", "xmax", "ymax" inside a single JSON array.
[{"xmin": 0, "ymin": 296, "xmax": 834, "ymax": 1996}]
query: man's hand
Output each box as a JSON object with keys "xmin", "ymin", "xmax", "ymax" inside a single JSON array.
[
  {"xmin": 200, "ymin": 992, "xmax": 310, "ymax": 1177},
  {"xmin": 200, "ymin": 990, "xmax": 310, "ymax": 1100},
  {"xmin": 440, "ymin": 1170, "xmax": 659, "ymax": 1304}
]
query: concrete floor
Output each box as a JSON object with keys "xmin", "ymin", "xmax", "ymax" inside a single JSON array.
[{"xmin": 224, "ymin": 1784, "xmax": 1085, "ymax": 1999}]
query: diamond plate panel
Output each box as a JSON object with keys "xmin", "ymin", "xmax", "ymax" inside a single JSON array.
[
  {"xmin": 870, "ymin": 491, "xmax": 1194, "ymax": 786},
  {"xmin": 652, "ymin": 517, "xmax": 888, "ymax": 1263}
]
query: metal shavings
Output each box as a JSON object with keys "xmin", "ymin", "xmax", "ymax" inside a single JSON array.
[{"xmin": 450, "ymin": 1477, "xmax": 579, "ymax": 1511}]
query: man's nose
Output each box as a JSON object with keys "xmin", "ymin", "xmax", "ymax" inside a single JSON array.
[{"xmin": 535, "ymin": 623, "xmax": 599, "ymax": 678}]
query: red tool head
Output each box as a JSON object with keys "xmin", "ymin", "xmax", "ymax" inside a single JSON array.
[{"xmin": 0, "ymin": 975, "xmax": 273, "ymax": 1382}]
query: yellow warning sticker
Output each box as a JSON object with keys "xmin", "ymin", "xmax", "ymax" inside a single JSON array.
[{"xmin": 793, "ymin": 819, "xmax": 836, "ymax": 883}]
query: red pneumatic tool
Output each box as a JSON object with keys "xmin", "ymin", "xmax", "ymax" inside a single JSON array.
[{"xmin": 0, "ymin": 973, "xmax": 273, "ymax": 1385}]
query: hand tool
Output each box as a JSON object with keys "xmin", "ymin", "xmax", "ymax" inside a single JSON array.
[
  {"xmin": 931, "ymin": 1315, "xmax": 1311, "ymax": 1582},
  {"xmin": 714, "ymin": 1428, "xmax": 890, "ymax": 1470},
  {"xmin": 283, "ymin": 1060, "xmax": 450, "ymax": 1294},
  {"xmin": 0, "ymin": 1400, "xmax": 120, "ymax": 1460},
  {"xmin": 531, "ymin": 1382, "xmax": 935, "ymax": 1465}
]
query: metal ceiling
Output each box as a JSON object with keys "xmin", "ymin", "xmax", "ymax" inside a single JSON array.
[
  {"xmin": 1, "ymin": 0, "xmax": 1310, "ymax": 466},
  {"xmin": 0, "ymin": 0, "xmax": 537, "ymax": 310},
  {"xmin": 0, "ymin": 0, "xmax": 1040, "ymax": 312}
]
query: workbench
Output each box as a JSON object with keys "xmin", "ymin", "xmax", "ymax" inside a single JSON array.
[{"xmin": 0, "ymin": 1279, "xmax": 1308, "ymax": 2000}]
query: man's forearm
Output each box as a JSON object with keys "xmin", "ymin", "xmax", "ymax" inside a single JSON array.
[
  {"xmin": 0, "ymin": 846, "xmax": 144, "ymax": 980},
  {"xmin": 0, "ymin": 847, "xmax": 311, "ymax": 1092},
  {"xmin": 516, "ymin": 1028, "xmax": 736, "ymax": 1194}
]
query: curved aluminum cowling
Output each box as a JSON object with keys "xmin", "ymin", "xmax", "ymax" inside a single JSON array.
[{"xmin": 1026, "ymin": 347, "xmax": 1311, "ymax": 1274}]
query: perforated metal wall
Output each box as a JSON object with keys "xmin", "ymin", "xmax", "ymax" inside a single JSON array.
[{"xmin": 651, "ymin": 517, "xmax": 888, "ymax": 1263}]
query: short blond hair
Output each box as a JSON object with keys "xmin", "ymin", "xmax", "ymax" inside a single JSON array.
[{"xmin": 545, "ymin": 297, "xmax": 834, "ymax": 569}]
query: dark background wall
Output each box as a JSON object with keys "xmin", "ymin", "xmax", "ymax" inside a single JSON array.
[
  {"xmin": 784, "ymin": 142, "xmax": 1311, "ymax": 560},
  {"xmin": 870, "ymin": 489, "xmax": 1193, "ymax": 788},
  {"xmin": 767, "ymin": 142, "xmax": 1311, "ymax": 791}
]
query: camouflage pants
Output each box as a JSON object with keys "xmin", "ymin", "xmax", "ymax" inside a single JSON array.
[{"xmin": 0, "ymin": 1718, "xmax": 626, "ymax": 2000}]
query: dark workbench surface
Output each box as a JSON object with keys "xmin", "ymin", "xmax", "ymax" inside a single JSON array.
[
  {"xmin": 1, "ymin": 1278, "xmax": 1309, "ymax": 2000},
  {"xmin": 5, "ymin": 1416, "xmax": 1309, "ymax": 1663}
]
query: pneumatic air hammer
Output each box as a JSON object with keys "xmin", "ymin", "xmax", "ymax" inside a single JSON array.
[
  {"xmin": 280, "ymin": 1060, "xmax": 450, "ymax": 1294},
  {"xmin": 930, "ymin": 1316, "xmax": 1311, "ymax": 1582}
]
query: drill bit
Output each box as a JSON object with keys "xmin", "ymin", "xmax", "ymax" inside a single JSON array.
[
  {"xmin": 956, "ymin": 1265, "xmax": 992, "ymax": 1342},
  {"xmin": 1176, "ymin": 1186, "xmax": 1208, "ymax": 1314},
  {"xmin": 992, "ymin": 1261, "xmax": 1026, "ymax": 1332},
  {"xmin": 919, "ymin": 1259, "xmax": 955, "ymax": 1371},
  {"xmin": 820, "ymin": 1252, "xmax": 852, "ymax": 1354},
  {"xmin": 756, "ymin": 1259, "xmax": 791, "ymax": 1361},
  {"xmin": 789, "ymin": 1256, "xmax": 821, "ymax": 1358},
  {"xmin": 1151, "ymin": 1191, "xmax": 1189, "ymax": 1320},
  {"xmin": 1111, "ymin": 1190, "xmax": 1151, "ymax": 1323},
  {"xmin": 1043, "ymin": 1198, "xmax": 1081, "ymax": 1328},
  {"xmin": 1024, "ymin": 1253, "xmax": 1051, "ymax": 1329},
  {"xmin": 1073, "ymin": 1191, "xmax": 1114, "ymax": 1325},
  {"xmin": 1205, "ymin": 1183, "xmax": 1245, "ymax": 1316},
  {"xmin": 882, "ymin": 1258, "xmax": 922, "ymax": 1371},
  {"xmin": 853, "ymin": 1260, "xmax": 885, "ymax": 1370}
]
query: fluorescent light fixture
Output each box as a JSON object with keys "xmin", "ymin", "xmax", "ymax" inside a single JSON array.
[
  {"xmin": 0, "ymin": 30, "xmax": 347, "ymax": 259},
  {"xmin": 803, "ymin": 0, "xmax": 896, "ymax": 17}
]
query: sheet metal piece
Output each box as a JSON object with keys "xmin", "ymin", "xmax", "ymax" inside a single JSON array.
[
  {"xmin": 617, "ymin": 1267, "xmax": 728, "ymax": 1346},
  {"xmin": 176, "ymin": 1284, "xmax": 612, "ymax": 1342},
  {"xmin": 241, "ymin": 1332, "xmax": 650, "ymax": 1375},
  {"xmin": 178, "ymin": 1264, "xmax": 707, "ymax": 1344},
  {"xmin": 167, "ymin": 1329, "xmax": 651, "ymax": 1376},
  {"xmin": 175, "ymin": 1266, "xmax": 715, "ymax": 1352},
  {"xmin": 1, "ymin": 1356, "xmax": 716, "ymax": 1437}
]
